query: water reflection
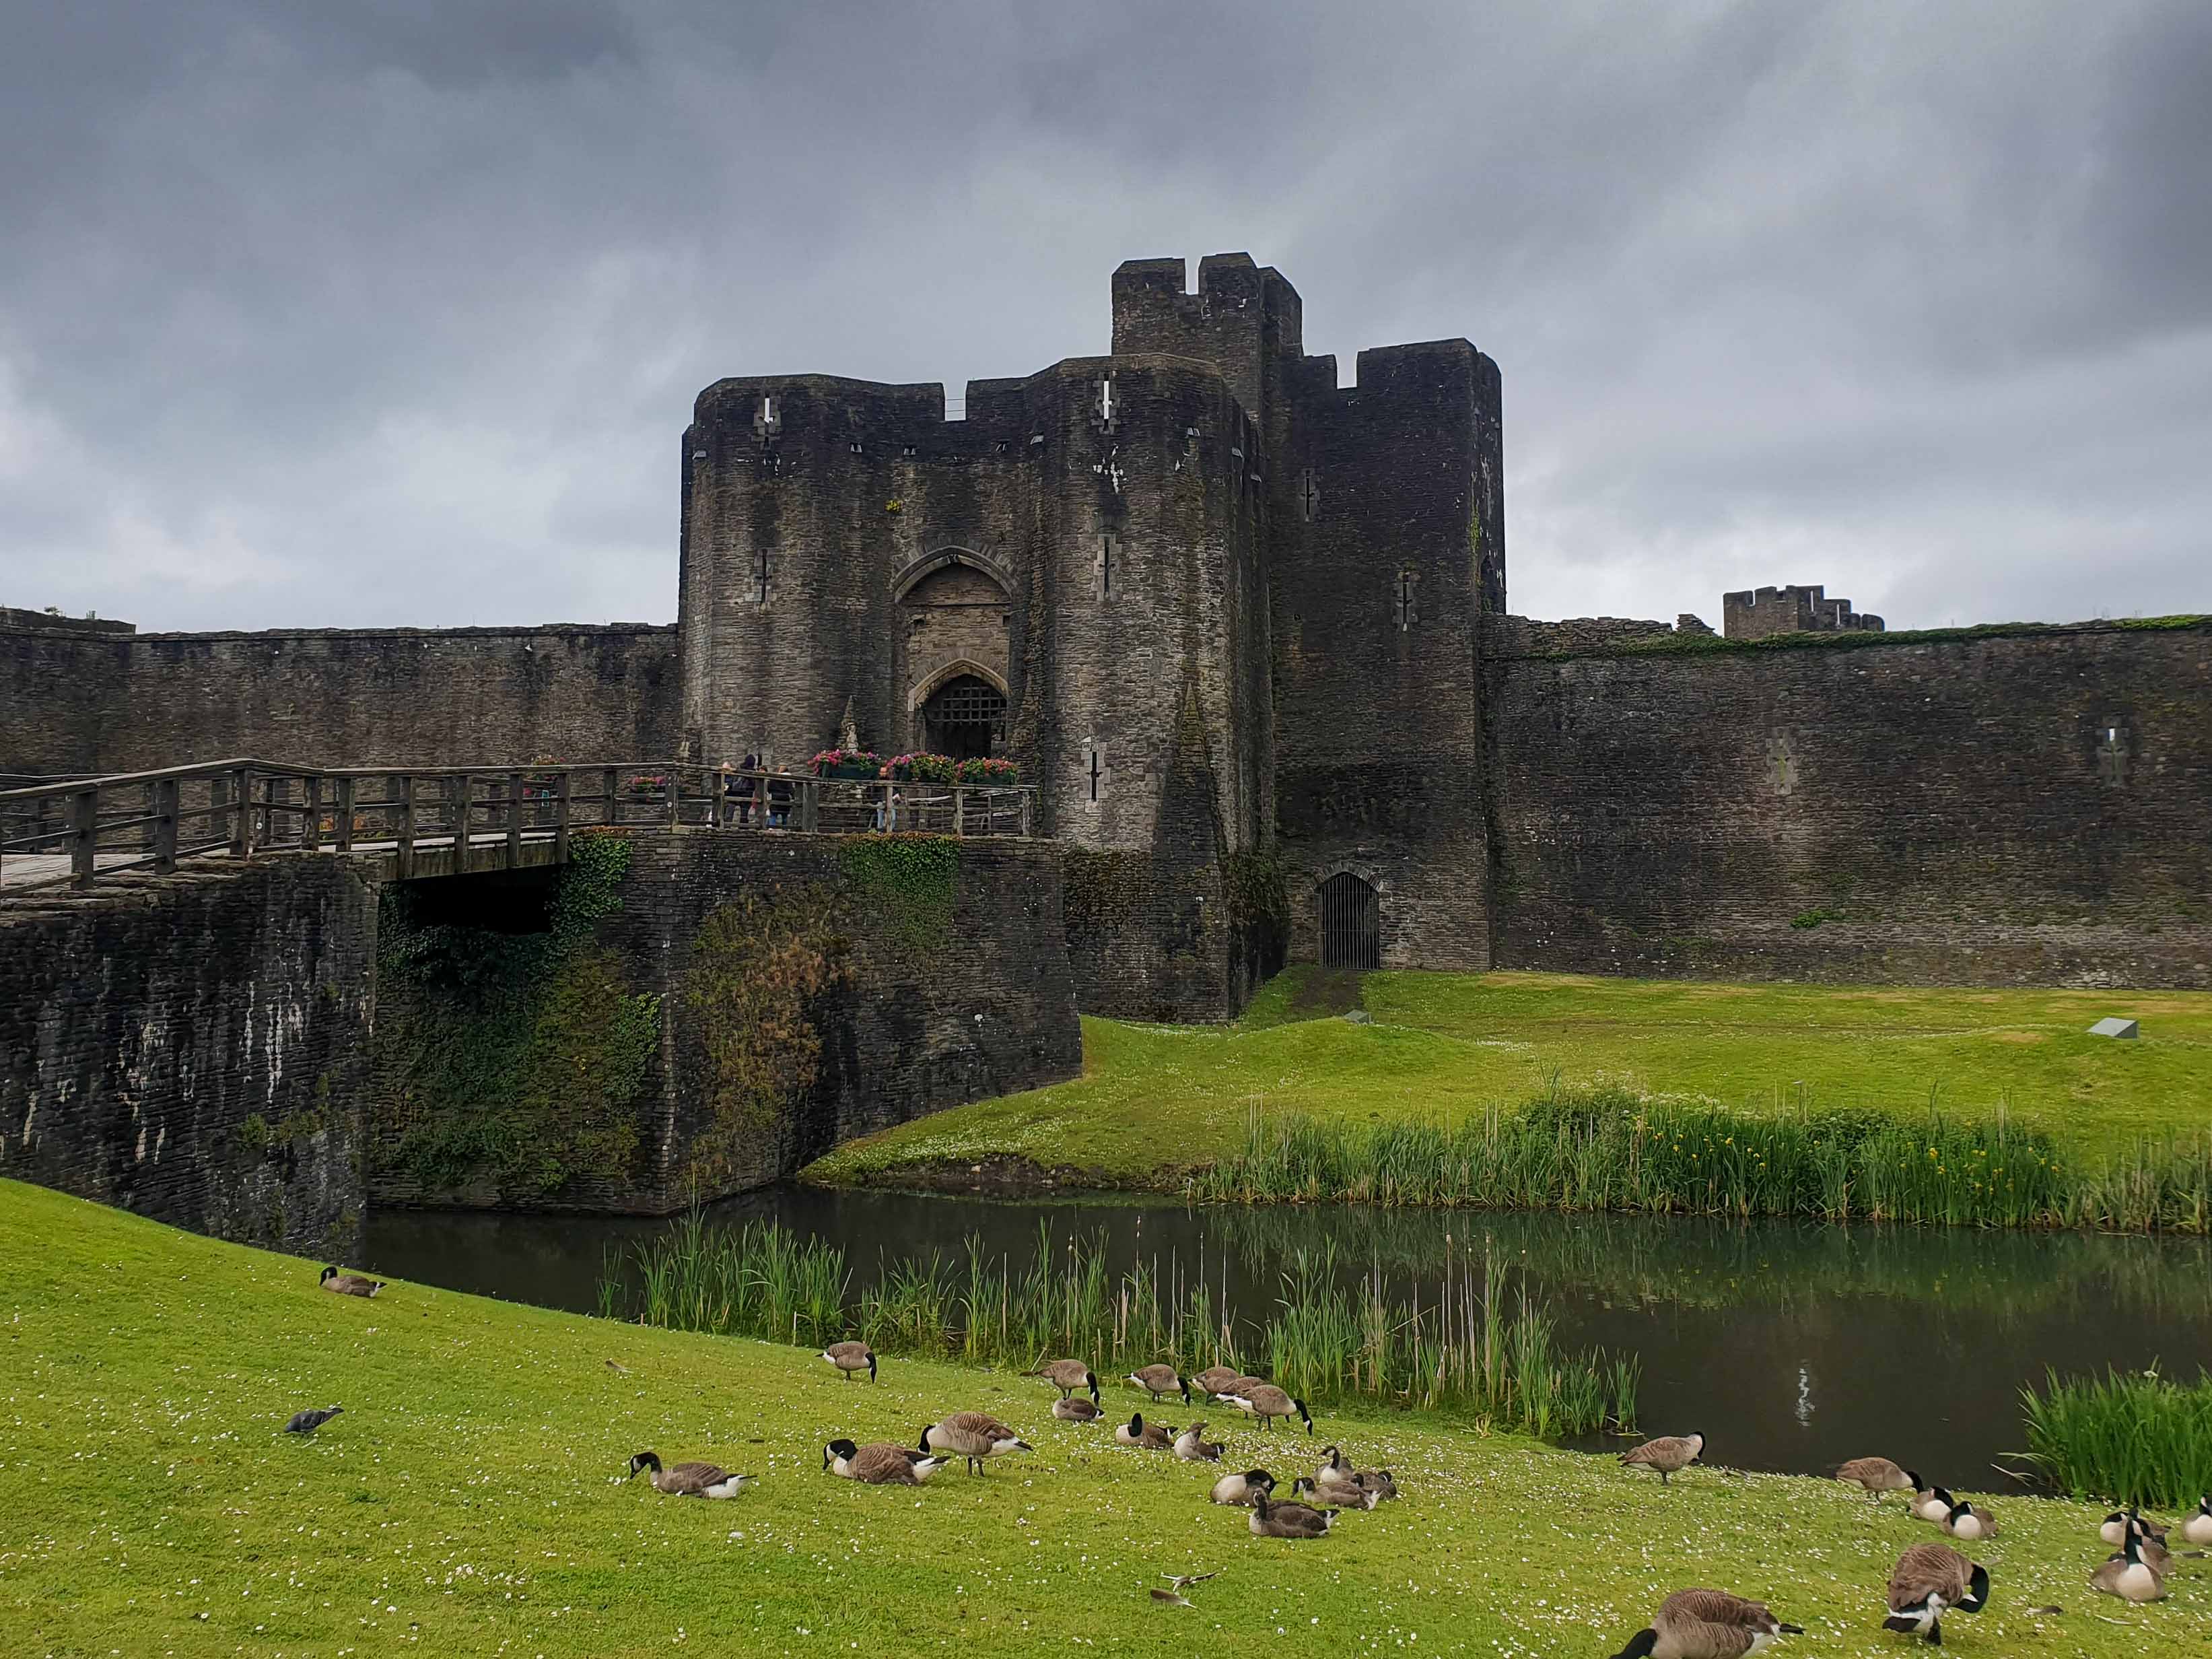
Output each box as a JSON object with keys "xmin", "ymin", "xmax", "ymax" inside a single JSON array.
[{"xmin": 362, "ymin": 1190, "xmax": 2212, "ymax": 1480}]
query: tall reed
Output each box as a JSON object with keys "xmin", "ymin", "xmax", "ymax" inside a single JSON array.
[
  {"xmin": 609, "ymin": 1216, "xmax": 1636, "ymax": 1439},
  {"xmin": 2018, "ymin": 1367, "xmax": 2212, "ymax": 1509},
  {"xmin": 1193, "ymin": 1087, "xmax": 2212, "ymax": 1233}
]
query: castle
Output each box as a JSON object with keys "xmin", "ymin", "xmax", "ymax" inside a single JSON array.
[{"xmin": 7, "ymin": 252, "xmax": 2211, "ymax": 1021}]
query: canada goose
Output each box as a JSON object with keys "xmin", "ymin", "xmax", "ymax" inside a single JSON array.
[
  {"xmin": 1621, "ymin": 1432, "xmax": 1705, "ymax": 1485},
  {"xmin": 1883, "ymin": 1542, "xmax": 1989, "ymax": 1644},
  {"xmin": 1191, "ymin": 1365, "xmax": 1244, "ymax": 1396},
  {"xmin": 1115, "ymin": 1412, "xmax": 1175, "ymax": 1450},
  {"xmin": 625, "ymin": 1451, "xmax": 752, "ymax": 1497},
  {"xmin": 1210, "ymin": 1372, "xmax": 1271, "ymax": 1400},
  {"xmin": 1608, "ymin": 1588, "xmax": 1804, "ymax": 1658},
  {"xmin": 1353, "ymin": 1469, "xmax": 1400, "ymax": 1504},
  {"xmin": 2098, "ymin": 1505, "xmax": 2167, "ymax": 1548},
  {"xmin": 822, "ymin": 1437, "xmax": 946, "ymax": 1484},
  {"xmin": 1127, "ymin": 1364, "xmax": 1191, "ymax": 1403},
  {"xmin": 1910, "ymin": 1484, "xmax": 1956, "ymax": 1524},
  {"xmin": 1210, "ymin": 1467, "xmax": 1275, "ymax": 1506},
  {"xmin": 922, "ymin": 1413, "xmax": 1031, "ymax": 1475},
  {"xmin": 1222, "ymin": 1383, "xmax": 1313, "ymax": 1433},
  {"xmin": 1248, "ymin": 1489, "xmax": 1332, "ymax": 1538},
  {"xmin": 821, "ymin": 1341, "xmax": 876, "ymax": 1382},
  {"xmin": 1834, "ymin": 1457, "xmax": 1918, "ymax": 1502},
  {"xmin": 1174, "ymin": 1421, "xmax": 1224, "ymax": 1462},
  {"xmin": 319, "ymin": 1266, "xmax": 382, "ymax": 1298},
  {"xmin": 283, "ymin": 1404, "xmax": 343, "ymax": 1435},
  {"xmin": 2123, "ymin": 1519, "xmax": 2178, "ymax": 1573},
  {"xmin": 1315, "ymin": 1446, "xmax": 1394, "ymax": 1503},
  {"xmin": 2090, "ymin": 1532, "xmax": 2168, "ymax": 1604},
  {"xmin": 1300, "ymin": 1474, "xmax": 1379, "ymax": 1512},
  {"xmin": 2183, "ymin": 1496, "xmax": 2212, "ymax": 1549},
  {"xmin": 1028, "ymin": 1359, "xmax": 1100, "ymax": 1402},
  {"xmin": 1939, "ymin": 1499, "xmax": 1999, "ymax": 1542},
  {"xmin": 1053, "ymin": 1394, "xmax": 1103, "ymax": 1423}
]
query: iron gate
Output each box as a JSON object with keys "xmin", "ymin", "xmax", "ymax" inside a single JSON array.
[{"xmin": 1318, "ymin": 871, "xmax": 1380, "ymax": 969}]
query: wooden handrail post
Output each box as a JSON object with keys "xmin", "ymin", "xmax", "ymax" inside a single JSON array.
[
  {"xmin": 1021, "ymin": 789, "xmax": 1033, "ymax": 839},
  {"xmin": 69, "ymin": 786, "xmax": 98, "ymax": 887},
  {"xmin": 953, "ymin": 786, "xmax": 967, "ymax": 837},
  {"xmin": 230, "ymin": 766, "xmax": 253, "ymax": 858},
  {"xmin": 604, "ymin": 766, "xmax": 619, "ymax": 827},
  {"xmin": 335, "ymin": 777, "xmax": 355, "ymax": 853},
  {"xmin": 153, "ymin": 778, "xmax": 179, "ymax": 873},
  {"xmin": 396, "ymin": 773, "xmax": 415, "ymax": 878},
  {"xmin": 666, "ymin": 769, "xmax": 680, "ymax": 826},
  {"xmin": 303, "ymin": 776, "xmax": 322, "ymax": 850},
  {"xmin": 554, "ymin": 771, "xmax": 572, "ymax": 861},
  {"xmin": 506, "ymin": 770, "xmax": 524, "ymax": 868}
]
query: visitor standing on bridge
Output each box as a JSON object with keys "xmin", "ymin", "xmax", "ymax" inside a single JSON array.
[
  {"xmin": 730, "ymin": 753, "xmax": 759, "ymax": 827},
  {"xmin": 767, "ymin": 766, "xmax": 792, "ymax": 830}
]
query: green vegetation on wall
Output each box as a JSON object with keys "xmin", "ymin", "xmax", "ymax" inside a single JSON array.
[
  {"xmin": 1062, "ymin": 847, "xmax": 1148, "ymax": 939},
  {"xmin": 837, "ymin": 834, "xmax": 960, "ymax": 954},
  {"xmin": 373, "ymin": 832, "xmax": 661, "ymax": 1199}
]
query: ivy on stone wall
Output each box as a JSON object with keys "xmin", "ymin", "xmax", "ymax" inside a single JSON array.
[
  {"xmin": 372, "ymin": 832, "xmax": 661, "ymax": 1200},
  {"xmin": 1062, "ymin": 848, "xmax": 1150, "ymax": 939},
  {"xmin": 837, "ymin": 835, "xmax": 961, "ymax": 954},
  {"xmin": 1223, "ymin": 846, "xmax": 1290, "ymax": 935},
  {"xmin": 681, "ymin": 883, "xmax": 854, "ymax": 1193}
]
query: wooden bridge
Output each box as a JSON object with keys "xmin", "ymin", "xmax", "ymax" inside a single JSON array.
[{"xmin": 0, "ymin": 759, "xmax": 1038, "ymax": 893}]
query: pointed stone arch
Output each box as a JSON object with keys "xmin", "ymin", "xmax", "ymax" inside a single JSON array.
[
  {"xmin": 891, "ymin": 545, "xmax": 1012, "ymax": 602},
  {"xmin": 907, "ymin": 656, "xmax": 1008, "ymax": 712}
]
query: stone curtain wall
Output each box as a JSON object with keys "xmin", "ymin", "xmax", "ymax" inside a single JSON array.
[
  {"xmin": 0, "ymin": 620, "xmax": 678, "ymax": 776},
  {"xmin": 1482, "ymin": 621, "xmax": 2212, "ymax": 985},
  {"xmin": 0, "ymin": 859, "xmax": 376, "ymax": 1252}
]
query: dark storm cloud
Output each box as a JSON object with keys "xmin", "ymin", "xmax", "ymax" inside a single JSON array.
[{"xmin": 0, "ymin": 0, "xmax": 2204, "ymax": 633}]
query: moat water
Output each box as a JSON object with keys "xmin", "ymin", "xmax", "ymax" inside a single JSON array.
[{"xmin": 361, "ymin": 1190, "xmax": 2212, "ymax": 1482}]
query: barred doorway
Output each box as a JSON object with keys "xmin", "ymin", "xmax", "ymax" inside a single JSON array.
[
  {"xmin": 1318, "ymin": 872, "xmax": 1380, "ymax": 969},
  {"xmin": 920, "ymin": 674, "xmax": 1006, "ymax": 761}
]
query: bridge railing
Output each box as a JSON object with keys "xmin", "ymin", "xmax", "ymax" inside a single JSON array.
[{"xmin": 1, "ymin": 760, "xmax": 1038, "ymax": 892}]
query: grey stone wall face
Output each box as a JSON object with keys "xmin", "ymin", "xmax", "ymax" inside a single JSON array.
[
  {"xmin": 0, "ymin": 859, "xmax": 375, "ymax": 1252},
  {"xmin": 1482, "ymin": 623, "xmax": 2212, "ymax": 984},
  {"xmin": 0, "ymin": 621, "xmax": 678, "ymax": 776}
]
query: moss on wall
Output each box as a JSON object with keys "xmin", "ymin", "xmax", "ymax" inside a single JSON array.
[
  {"xmin": 837, "ymin": 835, "xmax": 960, "ymax": 954},
  {"xmin": 371, "ymin": 832, "xmax": 662, "ymax": 1201}
]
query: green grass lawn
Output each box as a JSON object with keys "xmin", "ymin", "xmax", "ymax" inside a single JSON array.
[
  {"xmin": 5, "ymin": 1179, "xmax": 2208, "ymax": 1657},
  {"xmin": 808, "ymin": 968, "xmax": 2212, "ymax": 1187}
]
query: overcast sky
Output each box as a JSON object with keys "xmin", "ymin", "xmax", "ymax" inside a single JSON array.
[{"xmin": 3, "ymin": 1, "xmax": 2207, "ymax": 634}]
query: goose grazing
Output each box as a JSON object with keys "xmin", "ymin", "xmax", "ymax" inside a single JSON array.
[
  {"xmin": 1173, "ymin": 1421, "xmax": 1224, "ymax": 1462},
  {"xmin": 1052, "ymin": 1394, "xmax": 1103, "ymax": 1423},
  {"xmin": 1126, "ymin": 1364, "xmax": 1191, "ymax": 1403},
  {"xmin": 1883, "ymin": 1542, "xmax": 1989, "ymax": 1645},
  {"xmin": 1248, "ymin": 1488, "xmax": 1332, "ymax": 1539},
  {"xmin": 319, "ymin": 1266, "xmax": 383, "ymax": 1298},
  {"xmin": 625, "ymin": 1451, "xmax": 752, "ymax": 1498},
  {"xmin": 822, "ymin": 1437, "xmax": 946, "ymax": 1484},
  {"xmin": 1834, "ymin": 1457, "xmax": 1918, "ymax": 1503},
  {"xmin": 1939, "ymin": 1498, "xmax": 1999, "ymax": 1542},
  {"xmin": 1028, "ymin": 1359, "xmax": 1100, "ymax": 1402},
  {"xmin": 922, "ymin": 1413, "xmax": 1031, "ymax": 1475},
  {"xmin": 1608, "ymin": 1588, "xmax": 1804, "ymax": 1658},
  {"xmin": 1115, "ymin": 1412, "xmax": 1175, "ymax": 1450},
  {"xmin": 2092, "ymin": 1532, "xmax": 2168, "ymax": 1604},
  {"xmin": 1910, "ymin": 1484, "xmax": 1956, "ymax": 1524},
  {"xmin": 1221, "ymin": 1382, "xmax": 1313, "ymax": 1434},
  {"xmin": 283, "ymin": 1404, "xmax": 343, "ymax": 1435},
  {"xmin": 1210, "ymin": 1468, "xmax": 1275, "ymax": 1506},
  {"xmin": 2184, "ymin": 1496, "xmax": 2212, "ymax": 1549},
  {"xmin": 821, "ymin": 1341, "xmax": 876, "ymax": 1383},
  {"xmin": 1620, "ymin": 1431, "xmax": 1705, "ymax": 1486},
  {"xmin": 2098, "ymin": 1504, "xmax": 2166, "ymax": 1548},
  {"xmin": 1190, "ymin": 1365, "xmax": 1244, "ymax": 1397}
]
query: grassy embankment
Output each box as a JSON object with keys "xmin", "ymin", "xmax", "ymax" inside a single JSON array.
[
  {"xmin": 5, "ymin": 1180, "xmax": 2208, "ymax": 1657},
  {"xmin": 806, "ymin": 970, "xmax": 2212, "ymax": 1205}
]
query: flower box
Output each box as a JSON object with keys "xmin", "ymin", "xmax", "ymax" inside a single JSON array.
[
  {"xmin": 885, "ymin": 752, "xmax": 958, "ymax": 784},
  {"xmin": 808, "ymin": 749, "xmax": 883, "ymax": 780},
  {"xmin": 954, "ymin": 757, "xmax": 1021, "ymax": 786}
]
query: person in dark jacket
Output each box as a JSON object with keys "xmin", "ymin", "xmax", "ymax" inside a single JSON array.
[
  {"xmin": 732, "ymin": 753, "xmax": 759, "ymax": 826},
  {"xmin": 766, "ymin": 766, "xmax": 793, "ymax": 829}
]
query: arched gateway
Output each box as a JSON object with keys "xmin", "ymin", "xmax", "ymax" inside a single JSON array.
[{"xmin": 1317, "ymin": 871, "xmax": 1380, "ymax": 969}]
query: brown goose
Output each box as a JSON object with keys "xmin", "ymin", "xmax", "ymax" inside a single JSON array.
[
  {"xmin": 1621, "ymin": 1431, "xmax": 1705, "ymax": 1485},
  {"xmin": 1027, "ymin": 1359, "xmax": 1100, "ymax": 1402},
  {"xmin": 820, "ymin": 1341, "xmax": 876, "ymax": 1382},
  {"xmin": 1126, "ymin": 1364, "xmax": 1191, "ymax": 1403},
  {"xmin": 2091, "ymin": 1532, "xmax": 2168, "ymax": 1604},
  {"xmin": 822, "ymin": 1437, "xmax": 946, "ymax": 1484},
  {"xmin": 1834, "ymin": 1457, "xmax": 1918, "ymax": 1502},
  {"xmin": 2098, "ymin": 1505, "xmax": 2168, "ymax": 1548},
  {"xmin": 1315, "ymin": 1446, "xmax": 1395, "ymax": 1505},
  {"xmin": 1939, "ymin": 1498, "xmax": 1999, "ymax": 1542},
  {"xmin": 1220, "ymin": 1382, "xmax": 1313, "ymax": 1433},
  {"xmin": 626, "ymin": 1451, "xmax": 752, "ymax": 1498},
  {"xmin": 1248, "ymin": 1489, "xmax": 1332, "ymax": 1538},
  {"xmin": 1210, "ymin": 1467, "xmax": 1275, "ymax": 1506},
  {"xmin": 1191, "ymin": 1365, "xmax": 1245, "ymax": 1396},
  {"xmin": 319, "ymin": 1266, "xmax": 383, "ymax": 1298},
  {"xmin": 1883, "ymin": 1542, "xmax": 1989, "ymax": 1644},
  {"xmin": 1910, "ymin": 1484, "xmax": 1956, "ymax": 1524},
  {"xmin": 1297, "ymin": 1474, "xmax": 1378, "ymax": 1512},
  {"xmin": 1173, "ymin": 1421, "xmax": 1224, "ymax": 1462},
  {"xmin": 1608, "ymin": 1588, "xmax": 1803, "ymax": 1658},
  {"xmin": 922, "ymin": 1413, "xmax": 1031, "ymax": 1475},
  {"xmin": 1052, "ymin": 1394, "xmax": 1103, "ymax": 1423},
  {"xmin": 1115, "ymin": 1411, "xmax": 1175, "ymax": 1450}
]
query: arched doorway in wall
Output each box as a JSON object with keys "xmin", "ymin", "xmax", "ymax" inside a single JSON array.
[
  {"xmin": 1318, "ymin": 872, "xmax": 1381, "ymax": 969},
  {"xmin": 920, "ymin": 673, "xmax": 1007, "ymax": 760}
]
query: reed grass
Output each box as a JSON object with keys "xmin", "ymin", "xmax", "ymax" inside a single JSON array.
[
  {"xmin": 2018, "ymin": 1367, "xmax": 2212, "ymax": 1509},
  {"xmin": 1192, "ymin": 1086, "xmax": 2212, "ymax": 1231},
  {"xmin": 608, "ymin": 1216, "xmax": 1636, "ymax": 1438}
]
